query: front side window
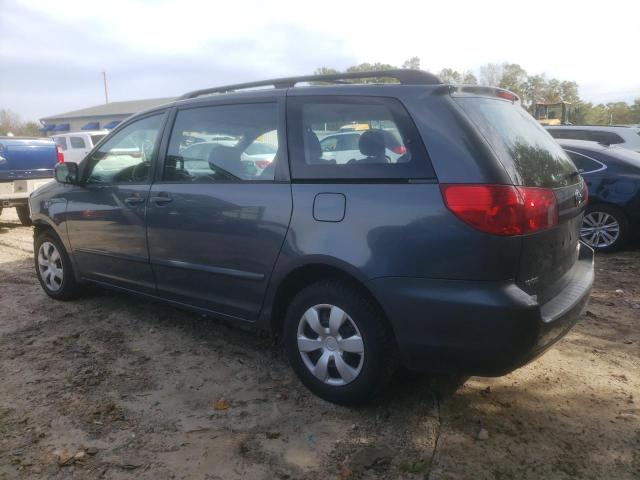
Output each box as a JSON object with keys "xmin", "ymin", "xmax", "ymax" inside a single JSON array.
[
  {"xmin": 288, "ymin": 96, "xmax": 433, "ymax": 180},
  {"xmin": 164, "ymin": 103, "xmax": 279, "ymax": 182},
  {"xmin": 84, "ymin": 113, "xmax": 164, "ymax": 184},
  {"xmin": 70, "ymin": 136, "xmax": 86, "ymax": 149}
]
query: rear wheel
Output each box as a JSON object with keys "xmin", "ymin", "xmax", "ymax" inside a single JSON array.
[
  {"xmin": 580, "ymin": 204, "xmax": 629, "ymax": 252},
  {"xmin": 16, "ymin": 205, "xmax": 32, "ymax": 226},
  {"xmin": 283, "ymin": 280, "xmax": 397, "ymax": 404},
  {"xmin": 34, "ymin": 231, "xmax": 82, "ymax": 300}
]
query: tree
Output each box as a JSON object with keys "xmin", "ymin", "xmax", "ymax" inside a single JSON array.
[
  {"xmin": 311, "ymin": 61, "xmax": 639, "ymax": 126},
  {"xmin": 462, "ymin": 71, "xmax": 478, "ymax": 85},
  {"xmin": 314, "ymin": 67, "xmax": 339, "ymax": 76},
  {"xmin": 402, "ymin": 57, "xmax": 420, "ymax": 70},
  {"xmin": 479, "ymin": 63, "xmax": 503, "ymax": 86},
  {"xmin": 0, "ymin": 109, "xmax": 40, "ymax": 136},
  {"xmin": 499, "ymin": 63, "xmax": 528, "ymax": 100},
  {"xmin": 438, "ymin": 68, "xmax": 462, "ymax": 84},
  {"xmin": 523, "ymin": 74, "xmax": 547, "ymax": 111}
]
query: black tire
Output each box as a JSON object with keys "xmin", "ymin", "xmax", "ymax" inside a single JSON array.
[
  {"xmin": 283, "ymin": 280, "xmax": 397, "ymax": 405},
  {"xmin": 34, "ymin": 230, "xmax": 82, "ymax": 300},
  {"xmin": 581, "ymin": 204, "xmax": 629, "ymax": 252},
  {"xmin": 16, "ymin": 205, "xmax": 32, "ymax": 226}
]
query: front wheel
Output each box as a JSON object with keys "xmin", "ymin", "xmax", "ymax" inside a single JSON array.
[
  {"xmin": 16, "ymin": 205, "xmax": 32, "ymax": 226},
  {"xmin": 34, "ymin": 231, "xmax": 82, "ymax": 300},
  {"xmin": 283, "ymin": 280, "xmax": 397, "ymax": 405},
  {"xmin": 580, "ymin": 205, "xmax": 629, "ymax": 252}
]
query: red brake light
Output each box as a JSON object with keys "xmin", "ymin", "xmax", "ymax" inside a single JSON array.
[
  {"xmin": 440, "ymin": 184, "xmax": 558, "ymax": 236},
  {"xmin": 496, "ymin": 90, "xmax": 516, "ymax": 102},
  {"xmin": 56, "ymin": 145, "xmax": 64, "ymax": 163},
  {"xmin": 391, "ymin": 145, "xmax": 407, "ymax": 155}
]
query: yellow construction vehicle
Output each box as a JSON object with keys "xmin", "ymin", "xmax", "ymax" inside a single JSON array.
[{"xmin": 534, "ymin": 101, "xmax": 571, "ymax": 125}]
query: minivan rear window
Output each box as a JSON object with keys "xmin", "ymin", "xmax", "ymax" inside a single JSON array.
[{"xmin": 456, "ymin": 98, "xmax": 579, "ymax": 188}]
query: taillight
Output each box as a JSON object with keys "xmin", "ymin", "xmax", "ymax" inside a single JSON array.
[
  {"xmin": 440, "ymin": 184, "xmax": 558, "ymax": 236},
  {"xmin": 56, "ymin": 145, "xmax": 64, "ymax": 163},
  {"xmin": 497, "ymin": 90, "xmax": 517, "ymax": 102},
  {"xmin": 582, "ymin": 179, "xmax": 589, "ymax": 205},
  {"xmin": 391, "ymin": 145, "xmax": 407, "ymax": 155}
]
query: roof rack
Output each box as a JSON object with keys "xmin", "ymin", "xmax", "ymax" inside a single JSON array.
[{"xmin": 178, "ymin": 69, "xmax": 441, "ymax": 100}]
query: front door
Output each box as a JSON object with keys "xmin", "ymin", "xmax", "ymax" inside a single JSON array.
[
  {"xmin": 145, "ymin": 100, "xmax": 292, "ymax": 320},
  {"xmin": 65, "ymin": 112, "xmax": 166, "ymax": 293}
]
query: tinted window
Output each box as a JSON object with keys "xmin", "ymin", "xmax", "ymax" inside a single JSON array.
[
  {"xmin": 586, "ymin": 131, "xmax": 624, "ymax": 145},
  {"xmin": 84, "ymin": 114, "xmax": 164, "ymax": 184},
  {"xmin": 54, "ymin": 137, "xmax": 68, "ymax": 151},
  {"xmin": 457, "ymin": 98, "xmax": 579, "ymax": 187},
  {"xmin": 566, "ymin": 151, "xmax": 603, "ymax": 173},
  {"xmin": 288, "ymin": 96, "xmax": 433, "ymax": 180},
  {"xmin": 70, "ymin": 136, "xmax": 86, "ymax": 149},
  {"xmin": 164, "ymin": 103, "xmax": 279, "ymax": 182}
]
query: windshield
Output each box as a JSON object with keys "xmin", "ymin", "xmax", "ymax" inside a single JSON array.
[{"xmin": 456, "ymin": 97, "xmax": 579, "ymax": 188}]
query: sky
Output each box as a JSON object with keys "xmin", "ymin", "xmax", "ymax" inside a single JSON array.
[{"xmin": 1, "ymin": 0, "xmax": 639, "ymax": 122}]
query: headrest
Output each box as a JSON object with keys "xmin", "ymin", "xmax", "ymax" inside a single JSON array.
[
  {"xmin": 305, "ymin": 129, "xmax": 322, "ymax": 162},
  {"xmin": 359, "ymin": 130, "xmax": 386, "ymax": 158},
  {"xmin": 208, "ymin": 145, "xmax": 241, "ymax": 175}
]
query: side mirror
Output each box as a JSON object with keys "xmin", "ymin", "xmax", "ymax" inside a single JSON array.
[{"xmin": 54, "ymin": 162, "xmax": 79, "ymax": 185}]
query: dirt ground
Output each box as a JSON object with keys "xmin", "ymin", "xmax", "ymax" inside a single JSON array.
[{"xmin": 0, "ymin": 208, "xmax": 638, "ymax": 480}]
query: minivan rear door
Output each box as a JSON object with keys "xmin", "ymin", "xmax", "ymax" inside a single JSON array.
[{"xmin": 455, "ymin": 96, "xmax": 587, "ymax": 300}]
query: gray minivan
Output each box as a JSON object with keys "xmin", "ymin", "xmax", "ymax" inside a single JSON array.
[{"xmin": 30, "ymin": 70, "xmax": 593, "ymax": 404}]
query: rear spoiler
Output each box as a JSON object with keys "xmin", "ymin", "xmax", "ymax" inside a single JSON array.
[{"xmin": 448, "ymin": 85, "xmax": 521, "ymax": 104}]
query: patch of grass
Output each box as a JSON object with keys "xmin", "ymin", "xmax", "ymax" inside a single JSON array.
[{"xmin": 399, "ymin": 458, "xmax": 427, "ymax": 474}]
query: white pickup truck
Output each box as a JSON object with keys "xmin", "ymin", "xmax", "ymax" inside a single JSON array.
[{"xmin": 51, "ymin": 130, "xmax": 108, "ymax": 164}]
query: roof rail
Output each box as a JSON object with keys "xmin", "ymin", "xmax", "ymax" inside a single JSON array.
[{"xmin": 178, "ymin": 69, "xmax": 441, "ymax": 100}]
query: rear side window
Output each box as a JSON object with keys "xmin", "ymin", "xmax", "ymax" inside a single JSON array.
[
  {"xmin": 70, "ymin": 136, "xmax": 86, "ymax": 149},
  {"xmin": 547, "ymin": 129, "xmax": 590, "ymax": 141},
  {"xmin": 288, "ymin": 96, "xmax": 434, "ymax": 180},
  {"xmin": 586, "ymin": 131, "xmax": 624, "ymax": 145},
  {"xmin": 164, "ymin": 103, "xmax": 279, "ymax": 182},
  {"xmin": 90, "ymin": 134, "xmax": 106, "ymax": 146},
  {"xmin": 54, "ymin": 136, "xmax": 68, "ymax": 151},
  {"xmin": 566, "ymin": 151, "xmax": 604, "ymax": 173},
  {"xmin": 456, "ymin": 98, "xmax": 579, "ymax": 187}
]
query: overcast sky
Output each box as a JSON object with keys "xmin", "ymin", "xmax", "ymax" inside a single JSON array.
[{"xmin": 1, "ymin": 0, "xmax": 638, "ymax": 121}]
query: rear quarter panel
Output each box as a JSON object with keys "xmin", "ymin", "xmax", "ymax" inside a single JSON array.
[{"xmin": 273, "ymin": 183, "xmax": 522, "ymax": 281}]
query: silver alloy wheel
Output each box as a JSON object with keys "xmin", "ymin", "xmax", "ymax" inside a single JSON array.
[
  {"xmin": 37, "ymin": 241, "xmax": 64, "ymax": 292},
  {"xmin": 580, "ymin": 212, "xmax": 620, "ymax": 248},
  {"xmin": 297, "ymin": 304, "xmax": 364, "ymax": 386}
]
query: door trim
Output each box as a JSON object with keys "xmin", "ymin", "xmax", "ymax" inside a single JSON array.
[
  {"xmin": 150, "ymin": 257, "xmax": 265, "ymax": 281},
  {"xmin": 74, "ymin": 247, "xmax": 148, "ymax": 264}
]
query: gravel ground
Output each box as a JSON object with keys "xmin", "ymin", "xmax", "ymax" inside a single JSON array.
[{"xmin": 0, "ymin": 208, "xmax": 638, "ymax": 480}]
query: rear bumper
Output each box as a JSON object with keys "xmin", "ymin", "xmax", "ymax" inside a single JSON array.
[
  {"xmin": 370, "ymin": 243, "xmax": 594, "ymax": 376},
  {"xmin": 0, "ymin": 179, "xmax": 53, "ymax": 207}
]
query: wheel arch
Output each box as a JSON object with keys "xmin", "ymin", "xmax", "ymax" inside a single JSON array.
[{"xmin": 261, "ymin": 258, "xmax": 393, "ymax": 340}]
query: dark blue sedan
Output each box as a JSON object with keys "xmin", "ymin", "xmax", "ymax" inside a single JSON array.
[{"xmin": 558, "ymin": 139, "xmax": 640, "ymax": 251}]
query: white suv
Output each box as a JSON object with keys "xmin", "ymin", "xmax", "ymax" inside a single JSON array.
[{"xmin": 52, "ymin": 131, "xmax": 108, "ymax": 163}]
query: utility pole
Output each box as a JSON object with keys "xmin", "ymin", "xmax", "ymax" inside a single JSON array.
[{"xmin": 102, "ymin": 71, "xmax": 109, "ymax": 104}]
